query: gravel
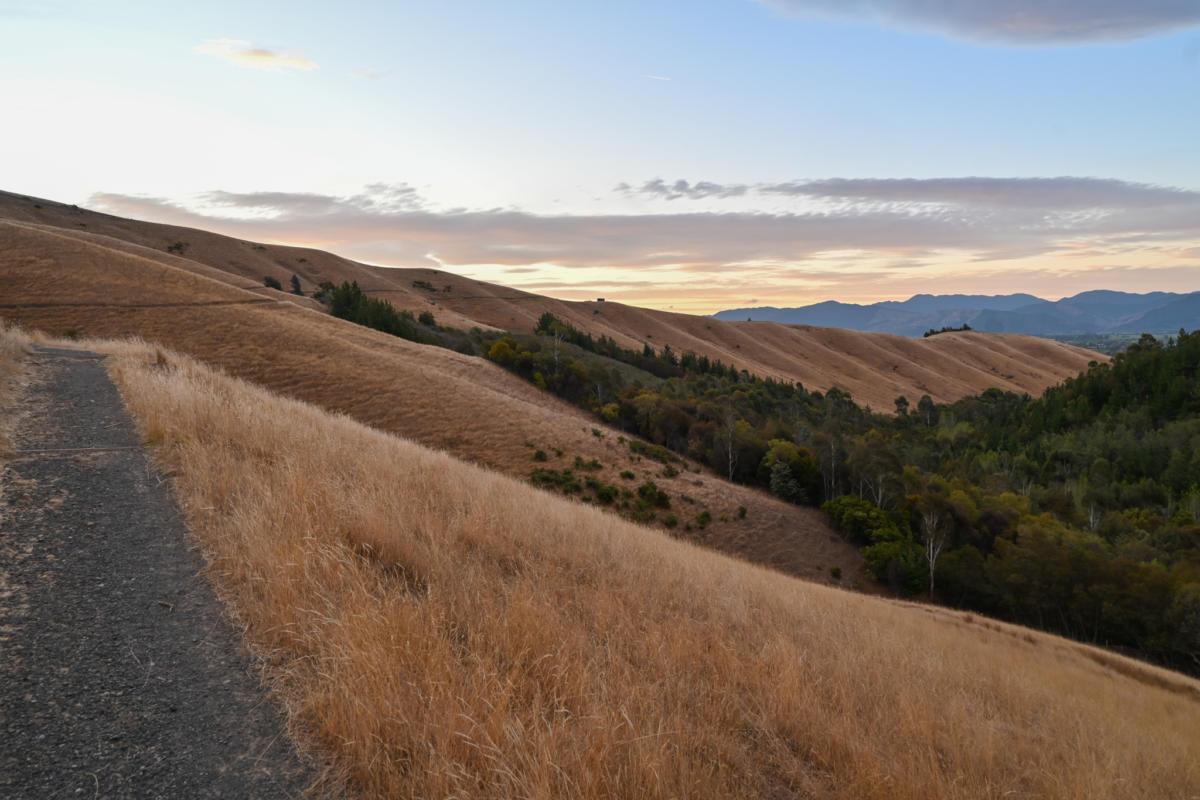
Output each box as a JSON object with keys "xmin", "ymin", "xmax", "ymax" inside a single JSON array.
[{"xmin": 1, "ymin": 347, "xmax": 316, "ymax": 798}]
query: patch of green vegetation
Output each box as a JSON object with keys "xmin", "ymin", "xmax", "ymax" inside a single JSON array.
[
  {"xmin": 530, "ymin": 468, "xmax": 583, "ymax": 494},
  {"xmin": 637, "ymin": 481, "xmax": 670, "ymax": 510},
  {"xmin": 923, "ymin": 324, "xmax": 973, "ymax": 337}
]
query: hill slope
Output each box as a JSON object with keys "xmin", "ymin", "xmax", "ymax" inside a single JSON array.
[
  {"xmin": 385, "ymin": 268, "xmax": 1101, "ymax": 409},
  {"xmin": 32, "ymin": 330, "xmax": 1198, "ymax": 799},
  {"xmin": 0, "ymin": 191, "xmax": 1101, "ymax": 409},
  {"xmin": 0, "ymin": 216, "xmax": 866, "ymax": 586}
]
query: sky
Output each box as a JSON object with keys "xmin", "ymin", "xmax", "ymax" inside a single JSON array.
[{"xmin": 2, "ymin": 0, "xmax": 1199, "ymax": 313}]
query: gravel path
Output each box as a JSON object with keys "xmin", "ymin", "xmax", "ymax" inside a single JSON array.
[{"xmin": 1, "ymin": 347, "xmax": 314, "ymax": 798}]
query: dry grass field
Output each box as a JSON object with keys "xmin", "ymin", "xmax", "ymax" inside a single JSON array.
[
  {"xmin": 0, "ymin": 216, "xmax": 867, "ymax": 586},
  {"xmin": 395, "ymin": 266, "xmax": 1102, "ymax": 410},
  {"xmin": 0, "ymin": 323, "xmax": 31, "ymax": 459},
  {"xmin": 15, "ymin": 330, "xmax": 1194, "ymax": 799},
  {"xmin": 0, "ymin": 191, "xmax": 1101, "ymax": 409}
]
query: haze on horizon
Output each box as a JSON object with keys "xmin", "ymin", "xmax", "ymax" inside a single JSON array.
[{"xmin": 3, "ymin": 0, "xmax": 1199, "ymax": 313}]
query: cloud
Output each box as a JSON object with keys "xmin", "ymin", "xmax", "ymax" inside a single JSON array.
[
  {"xmin": 762, "ymin": 0, "xmax": 1200, "ymax": 43},
  {"xmin": 645, "ymin": 74, "xmax": 672, "ymax": 81},
  {"xmin": 89, "ymin": 177, "xmax": 1200, "ymax": 276},
  {"xmin": 623, "ymin": 175, "xmax": 1200, "ymax": 211},
  {"xmin": 616, "ymin": 178, "xmax": 748, "ymax": 201},
  {"xmin": 194, "ymin": 38, "xmax": 318, "ymax": 71},
  {"xmin": 758, "ymin": 177, "xmax": 1200, "ymax": 209},
  {"xmin": 199, "ymin": 183, "xmax": 423, "ymax": 216}
]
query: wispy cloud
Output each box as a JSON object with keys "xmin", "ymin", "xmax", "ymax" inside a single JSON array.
[
  {"xmin": 91, "ymin": 177, "xmax": 1200, "ymax": 269},
  {"xmin": 645, "ymin": 74, "xmax": 672, "ymax": 81},
  {"xmin": 758, "ymin": 176, "xmax": 1200, "ymax": 209},
  {"xmin": 88, "ymin": 177, "xmax": 1200, "ymax": 309},
  {"xmin": 616, "ymin": 178, "xmax": 748, "ymax": 201},
  {"xmin": 762, "ymin": 0, "xmax": 1200, "ymax": 43},
  {"xmin": 194, "ymin": 38, "xmax": 318, "ymax": 71},
  {"xmin": 621, "ymin": 175, "xmax": 1200, "ymax": 210}
]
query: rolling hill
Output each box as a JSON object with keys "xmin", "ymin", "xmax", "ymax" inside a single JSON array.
[
  {"xmin": 0, "ymin": 200, "xmax": 867, "ymax": 588},
  {"xmin": 7, "ymin": 327, "xmax": 1196, "ymax": 798},
  {"xmin": 0, "ymin": 191, "xmax": 1101, "ymax": 411}
]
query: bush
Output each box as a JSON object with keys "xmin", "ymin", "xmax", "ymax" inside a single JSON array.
[
  {"xmin": 629, "ymin": 440, "xmax": 680, "ymax": 464},
  {"xmin": 637, "ymin": 481, "xmax": 670, "ymax": 509},
  {"xmin": 620, "ymin": 470, "xmax": 636, "ymax": 480},
  {"xmin": 530, "ymin": 468, "xmax": 582, "ymax": 494},
  {"xmin": 263, "ymin": 276, "xmax": 283, "ymax": 291},
  {"xmin": 533, "ymin": 449, "xmax": 548, "ymax": 462},
  {"xmin": 290, "ymin": 274, "xmax": 303, "ymax": 295},
  {"xmin": 737, "ymin": 505, "xmax": 747, "ymax": 519},
  {"xmin": 418, "ymin": 310, "xmax": 436, "ymax": 326},
  {"xmin": 585, "ymin": 477, "xmax": 619, "ymax": 505},
  {"xmin": 695, "ymin": 510, "xmax": 712, "ymax": 529}
]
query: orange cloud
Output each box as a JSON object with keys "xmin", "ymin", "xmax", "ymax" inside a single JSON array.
[{"xmin": 195, "ymin": 39, "xmax": 317, "ymax": 72}]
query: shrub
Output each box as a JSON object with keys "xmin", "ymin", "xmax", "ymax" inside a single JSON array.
[
  {"xmin": 530, "ymin": 468, "xmax": 582, "ymax": 494},
  {"xmin": 263, "ymin": 276, "xmax": 283, "ymax": 291},
  {"xmin": 696, "ymin": 510, "xmax": 713, "ymax": 529},
  {"xmin": 533, "ymin": 449, "xmax": 548, "ymax": 462},
  {"xmin": 620, "ymin": 470, "xmax": 636, "ymax": 480},
  {"xmin": 830, "ymin": 566, "xmax": 842, "ymax": 580},
  {"xmin": 418, "ymin": 310, "xmax": 436, "ymax": 327},
  {"xmin": 166, "ymin": 241, "xmax": 189, "ymax": 255},
  {"xmin": 585, "ymin": 477, "xmax": 618, "ymax": 505},
  {"xmin": 290, "ymin": 274, "xmax": 303, "ymax": 295},
  {"xmin": 629, "ymin": 440, "xmax": 680, "ymax": 464},
  {"xmin": 573, "ymin": 456, "xmax": 602, "ymax": 472},
  {"xmin": 637, "ymin": 481, "xmax": 670, "ymax": 509},
  {"xmin": 737, "ymin": 505, "xmax": 747, "ymax": 519}
]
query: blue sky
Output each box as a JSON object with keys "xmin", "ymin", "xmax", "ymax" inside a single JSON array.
[{"xmin": 3, "ymin": 0, "xmax": 1199, "ymax": 311}]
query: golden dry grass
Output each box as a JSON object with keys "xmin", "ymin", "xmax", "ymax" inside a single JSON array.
[
  {"xmin": 76, "ymin": 333, "xmax": 1200, "ymax": 800},
  {"xmin": 396, "ymin": 265, "xmax": 1103, "ymax": 410},
  {"xmin": 0, "ymin": 216, "xmax": 868, "ymax": 586},
  {"xmin": 0, "ymin": 322, "xmax": 31, "ymax": 457}
]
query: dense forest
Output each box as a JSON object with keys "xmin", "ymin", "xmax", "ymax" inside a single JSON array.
[{"xmin": 317, "ymin": 284, "xmax": 1200, "ymax": 672}]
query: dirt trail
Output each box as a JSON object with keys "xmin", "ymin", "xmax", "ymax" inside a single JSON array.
[{"xmin": 0, "ymin": 347, "xmax": 313, "ymax": 798}]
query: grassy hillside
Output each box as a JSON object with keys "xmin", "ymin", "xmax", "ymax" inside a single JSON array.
[
  {"xmin": 0, "ymin": 191, "xmax": 1101, "ymax": 409},
  {"xmin": 21, "ymin": 331, "xmax": 1197, "ymax": 799},
  {"xmin": 393, "ymin": 265, "xmax": 1102, "ymax": 409},
  {"xmin": 0, "ymin": 217, "xmax": 865, "ymax": 586}
]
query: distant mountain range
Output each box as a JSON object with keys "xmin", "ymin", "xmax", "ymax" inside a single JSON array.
[{"xmin": 713, "ymin": 290, "xmax": 1200, "ymax": 337}]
